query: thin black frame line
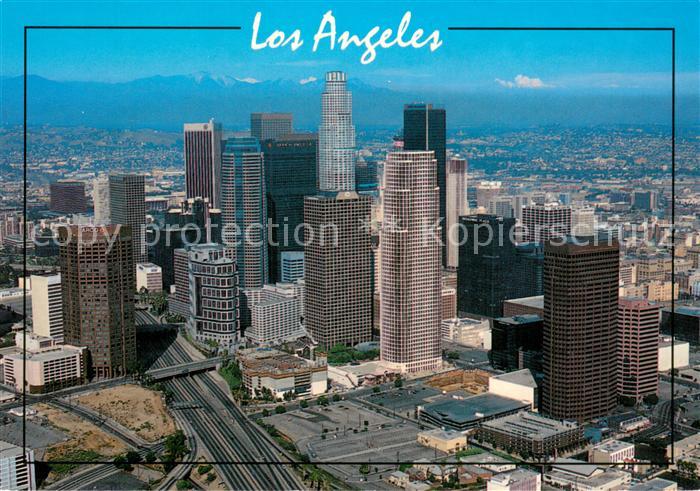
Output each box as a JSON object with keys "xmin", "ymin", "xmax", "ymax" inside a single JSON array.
[
  {"xmin": 27, "ymin": 460, "xmax": 655, "ymax": 466},
  {"xmin": 22, "ymin": 24, "xmax": 677, "ymax": 470}
]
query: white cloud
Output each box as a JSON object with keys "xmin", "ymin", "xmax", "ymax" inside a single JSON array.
[
  {"xmin": 495, "ymin": 74, "xmax": 551, "ymax": 89},
  {"xmin": 299, "ymin": 76, "xmax": 317, "ymax": 85},
  {"xmin": 235, "ymin": 77, "xmax": 261, "ymax": 84}
]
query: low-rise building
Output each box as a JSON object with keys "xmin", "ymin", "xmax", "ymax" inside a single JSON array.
[
  {"xmin": 545, "ymin": 459, "xmax": 631, "ymax": 491},
  {"xmin": 488, "ymin": 369, "xmax": 538, "ymax": 410},
  {"xmin": 487, "ymin": 468, "xmax": 541, "ymax": 491},
  {"xmin": 629, "ymin": 478, "xmax": 678, "ymax": 491},
  {"xmin": 0, "ymin": 440, "xmax": 36, "ymax": 490},
  {"xmin": 588, "ymin": 439, "xmax": 635, "ymax": 463},
  {"xmin": 416, "ymin": 429, "xmax": 468, "ymax": 454},
  {"xmin": 477, "ymin": 412, "xmax": 585, "ymax": 459},
  {"xmin": 2, "ymin": 333, "xmax": 86, "ymax": 394},
  {"xmin": 419, "ymin": 393, "xmax": 529, "ymax": 431},
  {"xmin": 327, "ymin": 361, "xmax": 398, "ymax": 388},
  {"xmin": 441, "ymin": 317, "xmax": 491, "ymax": 348},
  {"xmin": 458, "ymin": 452, "xmax": 516, "ymax": 473},
  {"xmin": 238, "ymin": 347, "xmax": 327, "ymax": 399}
]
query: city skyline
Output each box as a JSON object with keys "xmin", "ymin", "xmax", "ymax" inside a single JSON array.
[{"xmin": 0, "ymin": 0, "xmax": 699, "ymax": 486}]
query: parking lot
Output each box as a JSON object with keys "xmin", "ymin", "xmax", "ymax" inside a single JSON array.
[{"xmin": 264, "ymin": 400, "xmax": 439, "ymax": 482}]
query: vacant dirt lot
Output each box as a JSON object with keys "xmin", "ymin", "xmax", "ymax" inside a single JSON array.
[
  {"xmin": 77, "ymin": 384, "xmax": 176, "ymax": 442},
  {"xmin": 36, "ymin": 403, "xmax": 128, "ymax": 457}
]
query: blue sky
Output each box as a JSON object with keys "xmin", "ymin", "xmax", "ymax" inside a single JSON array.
[{"xmin": 0, "ymin": 1, "xmax": 698, "ymax": 94}]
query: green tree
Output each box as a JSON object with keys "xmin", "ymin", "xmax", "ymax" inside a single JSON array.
[
  {"xmin": 275, "ymin": 405, "xmax": 287, "ymax": 414},
  {"xmin": 643, "ymin": 393, "xmax": 659, "ymax": 405},
  {"xmin": 144, "ymin": 451, "xmax": 156, "ymax": 464},
  {"xmin": 299, "ymin": 399, "xmax": 309, "ymax": 408},
  {"xmin": 332, "ymin": 394, "xmax": 341, "ymax": 402},
  {"xmin": 113, "ymin": 454, "xmax": 133, "ymax": 471},
  {"xmin": 394, "ymin": 377, "xmax": 403, "ymax": 388}
]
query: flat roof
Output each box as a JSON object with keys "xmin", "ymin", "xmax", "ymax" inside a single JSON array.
[
  {"xmin": 490, "ymin": 369, "xmax": 537, "ymax": 388},
  {"xmin": 503, "ymin": 295, "xmax": 543, "ymax": 309},
  {"xmin": 482, "ymin": 412, "xmax": 579, "ymax": 441},
  {"xmin": 593, "ymin": 439, "xmax": 635, "ymax": 454},
  {"xmin": 422, "ymin": 393, "xmax": 528, "ymax": 425},
  {"xmin": 494, "ymin": 314, "xmax": 542, "ymax": 325},
  {"xmin": 550, "ymin": 458, "xmax": 600, "ymax": 478}
]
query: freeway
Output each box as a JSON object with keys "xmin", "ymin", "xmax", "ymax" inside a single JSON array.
[
  {"xmin": 146, "ymin": 357, "xmax": 222, "ymax": 380},
  {"xmin": 46, "ymin": 442, "xmax": 166, "ymax": 491},
  {"xmin": 166, "ymin": 373, "xmax": 303, "ymax": 490}
]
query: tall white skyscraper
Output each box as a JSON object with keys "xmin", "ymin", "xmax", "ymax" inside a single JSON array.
[
  {"xmin": 318, "ymin": 71, "xmax": 355, "ymax": 192},
  {"xmin": 30, "ymin": 273, "xmax": 63, "ymax": 343},
  {"xmin": 446, "ymin": 156, "xmax": 467, "ymax": 269},
  {"xmin": 92, "ymin": 175, "xmax": 110, "ymax": 225},
  {"xmin": 380, "ymin": 151, "xmax": 442, "ymax": 373}
]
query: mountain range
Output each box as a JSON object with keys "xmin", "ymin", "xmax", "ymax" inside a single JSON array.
[{"xmin": 0, "ymin": 73, "xmax": 694, "ymax": 130}]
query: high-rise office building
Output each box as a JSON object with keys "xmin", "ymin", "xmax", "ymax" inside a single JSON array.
[
  {"xmin": 262, "ymin": 133, "xmax": 317, "ymax": 282},
  {"xmin": 280, "ymin": 251, "xmax": 305, "ymax": 283},
  {"xmin": 542, "ymin": 237, "xmax": 619, "ymax": 422},
  {"xmin": 403, "ymin": 103, "xmax": 447, "ymax": 264},
  {"xmin": 109, "ymin": 173, "xmax": 147, "ymax": 264},
  {"xmin": 572, "ymin": 207, "xmax": 596, "ymax": 236},
  {"xmin": 304, "ymin": 192, "xmax": 372, "ymax": 347},
  {"xmin": 243, "ymin": 283, "xmax": 304, "ymax": 345},
  {"xmin": 618, "ymin": 297, "xmax": 660, "ymax": 401},
  {"xmin": 150, "ymin": 197, "xmax": 221, "ymax": 289},
  {"xmin": 457, "ymin": 215, "xmax": 543, "ymax": 318},
  {"xmin": 446, "ymin": 156, "xmax": 467, "ymax": 269},
  {"xmin": 92, "ymin": 175, "xmax": 110, "ymax": 224},
  {"xmin": 380, "ymin": 151, "xmax": 442, "ymax": 373},
  {"xmin": 30, "ymin": 273, "xmax": 63, "ymax": 343},
  {"xmin": 59, "ymin": 225, "xmax": 136, "ymax": 378},
  {"xmin": 522, "ymin": 203, "xmax": 572, "ymax": 243},
  {"xmin": 318, "ymin": 71, "xmax": 356, "ymax": 192},
  {"xmin": 488, "ymin": 198, "xmax": 515, "ymax": 219},
  {"xmin": 490, "ymin": 314, "xmax": 543, "ymax": 372},
  {"xmin": 221, "ymin": 137, "xmax": 268, "ymax": 288},
  {"xmin": 187, "ymin": 243, "xmax": 239, "ymax": 347},
  {"xmin": 632, "ymin": 190, "xmax": 657, "ymax": 212},
  {"xmin": 251, "ymin": 113, "xmax": 293, "ymax": 141},
  {"xmin": 50, "ymin": 180, "xmax": 88, "ymax": 214},
  {"xmin": 184, "ymin": 119, "xmax": 222, "ymax": 207}
]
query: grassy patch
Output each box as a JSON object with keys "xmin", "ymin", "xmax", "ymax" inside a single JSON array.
[
  {"xmin": 322, "ymin": 344, "xmax": 379, "ymax": 366},
  {"xmin": 454, "ymin": 447, "xmax": 484, "ymax": 458},
  {"xmin": 219, "ymin": 361, "xmax": 242, "ymax": 390},
  {"xmin": 48, "ymin": 449, "xmax": 103, "ymax": 477}
]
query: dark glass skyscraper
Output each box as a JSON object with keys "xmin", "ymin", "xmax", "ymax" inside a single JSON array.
[
  {"xmin": 251, "ymin": 113, "xmax": 293, "ymax": 141},
  {"xmin": 262, "ymin": 133, "xmax": 317, "ymax": 282},
  {"xmin": 403, "ymin": 103, "xmax": 447, "ymax": 264},
  {"xmin": 109, "ymin": 173, "xmax": 147, "ymax": 264},
  {"xmin": 490, "ymin": 314, "xmax": 544, "ymax": 372},
  {"xmin": 149, "ymin": 197, "xmax": 221, "ymax": 289},
  {"xmin": 457, "ymin": 215, "xmax": 543, "ymax": 318},
  {"xmin": 221, "ymin": 137, "xmax": 268, "ymax": 288},
  {"xmin": 50, "ymin": 180, "xmax": 88, "ymax": 214},
  {"xmin": 542, "ymin": 237, "xmax": 619, "ymax": 422}
]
